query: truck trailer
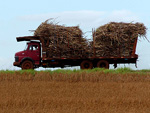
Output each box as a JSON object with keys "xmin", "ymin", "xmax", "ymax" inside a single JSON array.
[{"xmin": 13, "ymin": 36, "xmax": 138, "ymax": 70}]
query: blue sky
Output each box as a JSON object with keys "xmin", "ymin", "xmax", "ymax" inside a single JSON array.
[{"xmin": 0, "ymin": 0, "xmax": 150, "ymax": 70}]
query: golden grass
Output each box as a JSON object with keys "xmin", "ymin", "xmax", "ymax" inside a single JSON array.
[{"xmin": 0, "ymin": 71, "xmax": 150, "ymax": 113}]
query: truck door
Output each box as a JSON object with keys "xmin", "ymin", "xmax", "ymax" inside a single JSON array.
[{"xmin": 28, "ymin": 44, "xmax": 40, "ymax": 63}]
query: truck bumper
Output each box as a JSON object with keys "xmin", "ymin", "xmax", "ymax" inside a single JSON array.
[{"xmin": 13, "ymin": 62, "xmax": 20, "ymax": 67}]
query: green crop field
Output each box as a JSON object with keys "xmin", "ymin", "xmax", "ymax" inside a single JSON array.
[{"xmin": 0, "ymin": 68, "xmax": 150, "ymax": 113}]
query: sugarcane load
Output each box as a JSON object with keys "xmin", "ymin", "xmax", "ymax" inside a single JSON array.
[
  {"xmin": 13, "ymin": 19, "xmax": 147, "ymax": 70},
  {"xmin": 34, "ymin": 20, "xmax": 89, "ymax": 58},
  {"xmin": 94, "ymin": 22, "xmax": 146, "ymax": 57}
]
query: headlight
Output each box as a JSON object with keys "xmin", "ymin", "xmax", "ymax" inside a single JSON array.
[{"xmin": 15, "ymin": 56, "xmax": 19, "ymax": 62}]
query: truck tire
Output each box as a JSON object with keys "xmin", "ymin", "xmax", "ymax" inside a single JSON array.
[
  {"xmin": 21, "ymin": 60, "xmax": 34, "ymax": 70},
  {"xmin": 97, "ymin": 60, "xmax": 109, "ymax": 69},
  {"xmin": 80, "ymin": 60, "xmax": 93, "ymax": 69}
]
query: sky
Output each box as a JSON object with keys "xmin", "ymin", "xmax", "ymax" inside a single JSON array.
[{"xmin": 0, "ymin": 0, "xmax": 150, "ymax": 70}]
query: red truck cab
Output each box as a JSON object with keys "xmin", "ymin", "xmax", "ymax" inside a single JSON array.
[{"xmin": 13, "ymin": 41, "xmax": 41, "ymax": 69}]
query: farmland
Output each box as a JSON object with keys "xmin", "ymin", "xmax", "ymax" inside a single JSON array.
[{"xmin": 0, "ymin": 68, "xmax": 150, "ymax": 113}]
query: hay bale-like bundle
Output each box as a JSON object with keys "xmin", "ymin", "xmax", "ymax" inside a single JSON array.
[
  {"xmin": 94, "ymin": 22, "xmax": 147, "ymax": 57},
  {"xmin": 34, "ymin": 20, "xmax": 89, "ymax": 58}
]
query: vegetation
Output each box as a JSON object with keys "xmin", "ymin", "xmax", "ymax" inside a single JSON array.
[
  {"xmin": 0, "ymin": 68, "xmax": 150, "ymax": 113},
  {"xmin": 0, "ymin": 67, "xmax": 149, "ymax": 75}
]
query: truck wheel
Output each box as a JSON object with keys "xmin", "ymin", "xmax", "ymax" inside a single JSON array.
[
  {"xmin": 21, "ymin": 60, "xmax": 34, "ymax": 70},
  {"xmin": 80, "ymin": 60, "xmax": 93, "ymax": 69},
  {"xmin": 97, "ymin": 60, "xmax": 109, "ymax": 69}
]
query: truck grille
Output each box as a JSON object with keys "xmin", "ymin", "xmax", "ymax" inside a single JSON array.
[{"xmin": 15, "ymin": 56, "xmax": 19, "ymax": 62}]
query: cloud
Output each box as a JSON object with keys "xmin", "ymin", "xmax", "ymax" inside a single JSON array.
[
  {"xmin": 19, "ymin": 10, "xmax": 139, "ymax": 31},
  {"xmin": 106, "ymin": 10, "xmax": 139, "ymax": 22},
  {"xmin": 0, "ymin": 57, "xmax": 15, "ymax": 70},
  {"xmin": 19, "ymin": 10, "xmax": 105, "ymax": 22}
]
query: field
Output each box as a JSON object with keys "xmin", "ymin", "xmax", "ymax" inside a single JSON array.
[{"xmin": 0, "ymin": 68, "xmax": 150, "ymax": 113}]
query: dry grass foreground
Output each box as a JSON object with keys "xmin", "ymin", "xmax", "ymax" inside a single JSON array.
[{"xmin": 0, "ymin": 69, "xmax": 150, "ymax": 113}]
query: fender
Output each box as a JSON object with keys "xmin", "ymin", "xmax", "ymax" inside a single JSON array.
[{"xmin": 21, "ymin": 57, "xmax": 34, "ymax": 64}]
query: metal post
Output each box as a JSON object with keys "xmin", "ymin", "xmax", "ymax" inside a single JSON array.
[
  {"xmin": 92, "ymin": 29, "xmax": 96, "ymax": 57},
  {"xmin": 132, "ymin": 37, "xmax": 138, "ymax": 56}
]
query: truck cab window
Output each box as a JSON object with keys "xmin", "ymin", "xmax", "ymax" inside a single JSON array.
[
  {"xmin": 29, "ymin": 45, "xmax": 33, "ymax": 51},
  {"xmin": 29, "ymin": 45, "xmax": 38, "ymax": 51},
  {"xmin": 33, "ymin": 45, "xmax": 38, "ymax": 51}
]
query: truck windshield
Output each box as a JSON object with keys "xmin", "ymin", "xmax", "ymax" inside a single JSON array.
[{"xmin": 24, "ymin": 44, "xmax": 28, "ymax": 51}]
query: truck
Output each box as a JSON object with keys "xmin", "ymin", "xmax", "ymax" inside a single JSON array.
[{"xmin": 13, "ymin": 35, "xmax": 138, "ymax": 70}]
